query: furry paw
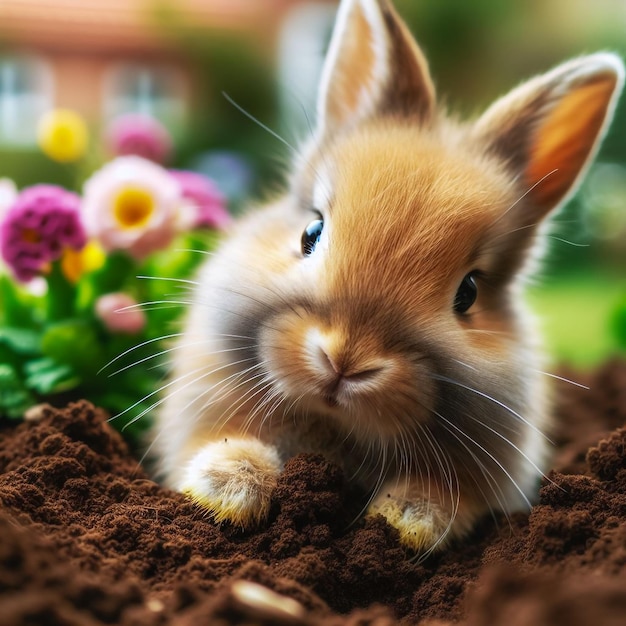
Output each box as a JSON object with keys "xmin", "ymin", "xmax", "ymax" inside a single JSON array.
[
  {"xmin": 369, "ymin": 496, "xmax": 449, "ymax": 553},
  {"xmin": 179, "ymin": 438, "xmax": 281, "ymax": 528}
]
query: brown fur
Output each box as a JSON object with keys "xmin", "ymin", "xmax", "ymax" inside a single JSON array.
[{"xmin": 153, "ymin": 0, "xmax": 623, "ymax": 554}]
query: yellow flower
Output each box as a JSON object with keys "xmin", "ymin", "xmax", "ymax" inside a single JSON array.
[
  {"xmin": 38, "ymin": 109, "xmax": 88, "ymax": 163},
  {"xmin": 60, "ymin": 240, "xmax": 106, "ymax": 283}
]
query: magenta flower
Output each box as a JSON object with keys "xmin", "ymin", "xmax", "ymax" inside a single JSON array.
[
  {"xmin": 170, "ymin": 170, "xmax": 231, "ymax": 231},
  {"xmin": 106, "ymin": 113, "xmax": 172, "ymax": 164},
  {"xmin": 0, "ymin": 185, "xmax": 86, "ymax": 282},
  {"xmin": 95, "ymin": 292, "xmax": 146, "ymax": 335}
]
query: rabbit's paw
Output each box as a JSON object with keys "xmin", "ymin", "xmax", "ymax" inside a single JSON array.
[
  {"xmin": 369, "ymin": 495, "xmax": 449, "ymax": 553},
  {"xmin": 179, "ymin": 438, "xmax": 281, "ymax": 528}
]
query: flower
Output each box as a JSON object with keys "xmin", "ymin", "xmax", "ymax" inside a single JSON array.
[
  {"xmin": 0, "ymin": 178, "xmax": 17, "ymax": 219},
  {"xmin": 106, "ymin": 113, "xmax": 172, "ymax": 164},
  {"xmin": 38, "ymin": 109, "xmax": 88, "ymax": 163},
  {"xmin": 95, "ymin": 292, "xmax": 146, "ymax": 335},
  {"xmin": 82, "ymin": 156, "xmax": 181, "ymax": 259},
  {"xmin": 60, "ymin": 240, "xmax": 106, "ymax": 284},
  {"xmin": 169, "ymin": 170, "xmax": 231, "ymax": 230},
  {"xmin": 0, "ymin": 185, "xmax": 86, "ymax": 282}
]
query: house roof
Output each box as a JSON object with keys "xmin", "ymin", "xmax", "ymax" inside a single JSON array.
[{"xmin": 0, "ymin": 0, "xmax": 301, "ymax": 55}]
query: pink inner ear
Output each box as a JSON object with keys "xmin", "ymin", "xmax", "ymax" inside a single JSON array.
[{"xmin": 526, "ymin": 75, "xmax": 618, "ymax": 209}]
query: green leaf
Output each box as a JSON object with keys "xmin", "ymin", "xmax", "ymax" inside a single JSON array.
[
  {"xmin": 24, "ymin": 357, "xmax": 79, "ymax": 395},
  {"xmin": 41, "ymin": 319, "xmax": 104, "ymax": 377},
  {"xmin": 0, "ymin": 327, "xmax": 42, "ymax": 356},
  {"xmin": 1, "ymin": 274, "xmax": 23, "ymax": 326},
  {"xmin": 610, "ymin": 294, "xmax": 626, "ymax": 349},
  {"xmin": 0, "ymin": 363, "xmax": 36, "ymax": 419},
  {"xmin": 141, "ymin": 231, "xmax": 217, "ymax": 290},
  {"xmin": 89, "ymin": 251, "xmax": 136, "ymax": 297},
  {"xmin": 0, "ymin": 274, "xmax": 42, "ymax": 327},
  {"xmin": 45, "ymin": 261, "xmax": 78, "ymax": 323}
]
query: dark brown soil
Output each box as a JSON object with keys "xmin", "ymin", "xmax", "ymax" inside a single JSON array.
[{"xmin": 2, "ymin": 359, "xmax": 626, "ymax": 625}]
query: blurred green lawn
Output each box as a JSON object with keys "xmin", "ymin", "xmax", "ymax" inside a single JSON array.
[{"xmin": 526, "ymin": 271, "xmax": 626, "ymax": 370}]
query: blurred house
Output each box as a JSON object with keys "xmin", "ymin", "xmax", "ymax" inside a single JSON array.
[{"xmin": 0, "ymin": 0, "xmax": 337, "ymax": 148}]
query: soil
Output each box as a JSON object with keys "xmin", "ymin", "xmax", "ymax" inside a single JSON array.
[{"xmin": 2, "ymin": 359, "xmax": 626, "ymax": 625}]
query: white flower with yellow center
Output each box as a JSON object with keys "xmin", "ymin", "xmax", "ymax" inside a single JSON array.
[{"xmin": 82, "ymin": 156, "xmax": 181, "ymax": 259}]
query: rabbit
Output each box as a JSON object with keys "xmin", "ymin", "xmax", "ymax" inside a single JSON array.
[{"xmin": 152, "ymin": 0, "xmax": 624, "ymax": 554}]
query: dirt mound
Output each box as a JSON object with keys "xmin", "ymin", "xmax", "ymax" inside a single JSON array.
[{"xmin": 1, "ymin": 360, "xmax": 626, "ymax": 625}]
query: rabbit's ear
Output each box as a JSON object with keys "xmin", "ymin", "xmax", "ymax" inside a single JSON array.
[
  {"xmin": 316, "ymin": 0, "xmax": 435, "ymax": 139},
  {"xmin": 473, "ymin": 53, "xmax": 624, "ymax": 218}
]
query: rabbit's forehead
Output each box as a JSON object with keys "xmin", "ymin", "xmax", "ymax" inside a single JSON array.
[{"xmin": 321, "ymin": 126, "xmax": 516, "ymax": 268}]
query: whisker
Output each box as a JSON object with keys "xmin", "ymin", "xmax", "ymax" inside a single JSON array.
[
  {"xmin": 213, "ymin": 373, "xmax": 275, "ymax": 435},
  {"xmin": 538, "ymin": 370, "xmax": 589, "ymax": 389},
  {"xmin": 432, "ymin": 373, "xmax": 552, "ymax": 444},
  {"xmin": 184, "ymin": 361, "xmax": 267, "ymax": 424},
  {"xmin": 489, "ymin": 169, "xmax": 559, "ymax": 228},
  {"xmin": 351, "ymin": 441, "xmax": 389, "ymax": 526},
  {"xmin": 121, "ymin": 357, "xmax": 261, "ymax": 433},
  {"xmin": 462, "ymin": 411, "xmax": 556, "ymax": 487},
  {"xmin": 547, "ymin": 236, "xmax": 588, "ymax": 247},
  {"xmin": 173, "ymin": 248, "xmax": 216, "ymax": 256},
  {"xmin": 108, "ymin": 343, "xmax": 256, "ymax": 378},
  {"xmin": 136, "ymin": 275, "xmax": 200, "ymax": 286},
  {"xmin": 222, "ymin": 91, "xmax": 298, "ymax": 154},
  {"xmin": 111, "ymin": 355, "xmax": 256, "ymax": 422},
  {"xmin": 115, "ymin": 299, "xmax": 194, "ymax": 311},
  {"xmin": 434, "ymin": 409, "xmax": 532, "ymax": 509},
  {"xmin": 97, "ymin": 332, "xmax": 185, "ymax": 374}
]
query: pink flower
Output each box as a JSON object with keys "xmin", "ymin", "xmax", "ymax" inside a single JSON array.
[
  {"xmin": 169, "ymin": 170, "xmax": 231, "ymax": 231},
  {"xmin": 0, "ymin": 185, "xmax": 85, "ymax": 282},
  {"xmin": 0, "ymin": 178, "xmax": 17, "ymax": 219},
  {"xmin": 106, "ymin": 114, "xmax": 172, "ymax": 164},
  {"xmin": 82, "ymin": 156, "xmax": 181, "ymax": 259},
  {"xmin": 95, "ymin": 292, "xmax": 146, "ymax": 335}
]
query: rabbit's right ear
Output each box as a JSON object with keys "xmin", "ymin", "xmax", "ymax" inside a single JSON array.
[
  {"xmin": 316, "ymin": 0, "xmax": 436, "ymax": 140},
  {"xmin": 473, "ymin": 54, "xmax": 624, "ymax": 220}
]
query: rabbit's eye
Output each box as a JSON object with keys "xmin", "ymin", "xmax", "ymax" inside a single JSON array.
[
  {"xmin": 454, "ymin": 273, "xmax": 478, "ymax": 314},
  {"xmin": 301, "ymin": 219, "xmax": 324, "ymax": 256}
]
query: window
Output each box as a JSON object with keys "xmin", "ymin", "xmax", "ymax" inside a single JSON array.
[
  {"xmin": 277, "ymin": 3, "xmax": 337, "ymax": 136},
  {"xmin": 0, "ymin": 56, "xmax": 53, "ymax": 146},
  {"xmin": 103, "ymin": 63, "xmax": 187, "ymax": 129}
]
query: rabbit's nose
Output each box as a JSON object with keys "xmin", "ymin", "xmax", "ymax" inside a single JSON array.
[
  {"xmin": 317, "ymin": 345, "xmax": 384, "ymax": 409},
  {"xmin": 320, "ymin": 347, "xmax": 382, "ymax": 383}
]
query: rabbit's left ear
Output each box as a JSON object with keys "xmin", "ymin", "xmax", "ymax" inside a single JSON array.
[
  {"xmin": 316, "ymin": 0, "xmax": 436, "ymax": 140},
  {"xmin": 473, "ymin": 53, "xmax": 624, "ymax": 218}
]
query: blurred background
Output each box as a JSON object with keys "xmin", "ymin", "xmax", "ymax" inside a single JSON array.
[{"xmin": 0, "ymin": 0, "xmax": 625, "ymax": 370}]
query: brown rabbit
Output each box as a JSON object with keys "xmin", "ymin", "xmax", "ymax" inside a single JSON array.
[{"xmin": 153, "ymin": 0, "xmax": 623, "ymax": 554}]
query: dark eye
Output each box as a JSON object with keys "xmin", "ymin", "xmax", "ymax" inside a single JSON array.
[
  {"xmin": 301, "ymin": 218, "xmax": 324, "ymax": 256},
  {"xmin": 454, "ymin": 273, "xmax": 478, "ymax": 314}
]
